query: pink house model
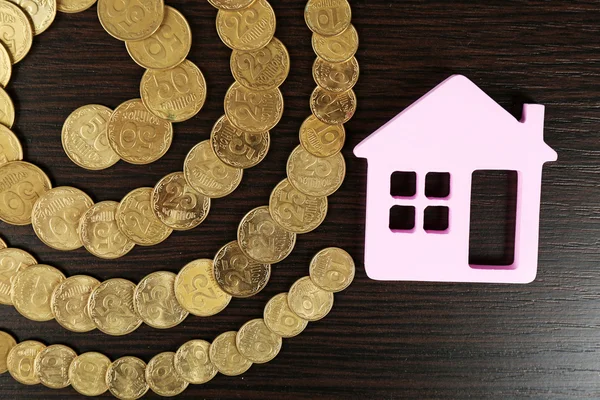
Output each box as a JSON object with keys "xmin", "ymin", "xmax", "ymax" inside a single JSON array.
[{"xmin": 354, "ymin": 75, "xmax": 557, "ymax": 284}]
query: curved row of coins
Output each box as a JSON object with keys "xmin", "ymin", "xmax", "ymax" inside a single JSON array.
[{"xmin": 0, "ymin": 247, "xmax": 355, "ymax": 398}]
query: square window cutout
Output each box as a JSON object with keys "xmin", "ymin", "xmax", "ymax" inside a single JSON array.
[
  {"xmin": 389, "ymin": 206, "xmax": 415, "ymax": 231},
  {"xmin": 424, "ymin": 206, "xmax": 449, "ymax": 232},
  {"xmin": 390, "ymin": 172, "xmax": 416, "ymax": 197},
  {"xmin": 425, "ymin": 172, "xmax": 450, "ymax": 198}
]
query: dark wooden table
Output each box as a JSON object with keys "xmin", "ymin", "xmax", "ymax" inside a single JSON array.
[{"xmin": 0, "ymin": 0, "xmax": 590, "ymax": 398}]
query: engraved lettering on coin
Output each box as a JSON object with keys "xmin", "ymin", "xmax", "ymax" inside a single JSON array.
[
  {"xmin": 106, "ymin": 356, "xmax": 149, "ymax": 400},
  {"xmin": 68, "ymin": 352, "xmax": 111, "ymax": 397},
  {"xmin": 79, "ymin": 201, "xmax": 135, "ymax": 259},
  {"xmin": 312, "ymin": 24, "xmax": 358, "ymax": 63},
  {"xmin": 0, "ymin": 248, "xmax": 36, "ymax": 305},
  {"xmin": 0, "ymin": 125, "xmax": 23, "ymax": 166},
  {"xmin": 310, "ymin": 247, "xmax": 355, "ymax": 292},
  {"xmin": 31, "ymin": 186, "xmax": 94, "ymax": 251},
  {"xmin": 207, "ymin": 0, "xmax": 254, "ymax": 10},
  {"xmin": 310, "ymin": 86, "xmax": 356, "ymax": 125},
  {"xmin": 0, "ymin": 86, "xmax": 15, "ymax": 128},
  {"xmin": 174, "ymin": 259, "xmax": 232, "ymax": 317},
  {"xmin": 230, "ymin": 37, "xmax": 290, "ymax": 91},
  {"xmin": 264, "ymin": 293, "xmax": 308, "ymax": 338},
  {"xmin": 107, "ymin": 99, "xmax": 173, "ymax": 165},
  {"xmin": 174, "ymin": 340, "xmax": 218, "ymax": 384},
  {"xmin": 224, "ymin": 82, "xmax": 283, "ymax": 133},
  {"xmin": 61, "ymin": 104, "xmax": 120, "ymax": 170},
  {"xmin": 269, "ymin": 179, "xmax": 327, "ymax": 234},
  {"xmin": 12, "ymin": 264, "xmax": 65, "ymax": 321},
  {"xmin": 288, "ymin": 276, "xmax": 334, "ymax": 321},
  {"xmin": 57, "ymin": 0, "xmax": 97, "ymax": 14},
  {"xmin": 88, "ymin": 278, "xmax": 143, "ymax": 336},
  {"xmin": 145, "ymin": 352, "xmax": 188, "ymax": 397},
  {"xmin": 116, "ymin": 187, "xmax": 172, "ymax": 246},
  {"xmin": 7, "ymin": 340, "xmax": 45, "ymax": 385},
  {"xmin": 216, "ymin": 0, "xmax": 276, "ymax": 51},
  {"xmin": 97, "ymin": 0, "xmax": 164, "ymax": 41},
  {"xmin": 33, "ymin": 344, "xmax": 76, "ymax": 389},
  {"xmin": 0, "ymin": 161, "xmax": 51, "ymax": 225},
  {"xmin": 287, "ymin": 145, "xmax": 346, "ymax": 197},
  {"xmin": 236, "ymin": 318, "xmax": 282, "ymax": 364},
  {"xmin": 213, "ymin": 240, "xmax": 271, "ymax": 298},
  {"xmin": 7, "ymin": 0, "xmax": 56, "ymax": 35},
  {"xmin": 133, "ymin": 271, "xmax": 188, "ymax": 329},
  {"xmin": 305, "ymin": 0, "xmax": 352, "ymax": 37},
  {"xmin": 151, "ymin": 171, "xmax": 211, "ymax": 230},
  {"xmin": 51, "ymin": 275, "xmax": 100, "ymax": 333},
  {"xmin": 209, "ymin": 331, "xmax": 252, "ymax": 376},
  {"xmin": 0, "ymin": 1, "xmax": 33, "ymax": 64},
  {"xmin": 183, "ymin": 140, "xmax": 243, "ymax": 198},
  {"xmin": 299, "ymin": 114, "xmax": 345, "ymax": 158},
  {"xmin": 313, "ymin": 56, "xmax": 359, "ymax": 92},
  {"xmin": 140, "ymin": 59, "xmax": 207, "ymax": 122},
  {"xmin": 126, "ymin": 6, "xmax": 191, "ymax": 70},
  {"xmin": 210, "ymin": 115, "xmax": 270, "ymax": 169},
  {"xmin": 0, "ymin": 331, "xmax": 16, "ymax": 374},
  {"xmin": 238, "ymin": 206, "xmax": 296, "ymax": 263},
  {"xmin": 0, "ymin": 43, "xmax": 11, "ymax": 87}
]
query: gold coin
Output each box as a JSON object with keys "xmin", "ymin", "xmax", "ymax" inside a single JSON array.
[
  {"xmin": 57, "ymin": 0, "xmax": 97, "ymax": 13},
  {"xmin": 0, "ymin": 1, "xmax": 33, "ymax": 64},
  {"xmin": 230, "ymin": 37, "xmax": 290, "ymax": 91},
  {"xmin": 269, "ymin": 178, "xmax": 328, "ymax": 234},
  {"xmin": 183, "ymin": 140, "xmax": 243, "ymax": 198},
  {"xmin": 79, "ymin": 201, "xmax": 135, "ymax": 259},
  {"xmin": 174, "ymin": 340, "xmax": 218, "ymax": 384},
  {"xmin": 288, "ymin": 276, "xmax": 334, "ymax": 321},
  {"xmin": 213, "ymin": 240, "xmax": 271, "ymax": 298},
  {"xmin": 97, "ymin": 0, "xmax": 164, "ymax": 41},
  {"xmin": 174, "ymin": 258, "xmax": 232, "ymax": 317},
  {"xmin": 12, "ymin": 264, "xmax": 65, "ymax": 321},
  {"xmin": 61, "ymin": 104, "xmax": 120, "ymax": 171},
  {"xmin": 299, "ymin": 114, "xmax": 345, "ymax": 158},
  {"xmin": 0, "ymin": 86, "xmax": 15, "ymax": 128},
  {"xmin": 309, "ymin": 247, "xmax": 355, "ymax": 292},
  {"xmin": 305, "ymin": 0, "xmax": 351, "ymax": 37},
  {"xmin": 88, "ymin": 278, "xmax": 142, "ymax": 336},
  {"xmin": 310, "ymin": 86, "xmax": 356, "ymax": 125},
  {"xmin": 209, "ymin": 331, "xmax": 252, "ymax": 376},
  {"xmin": 0, "ymin": 331, "xmax": 16, "ymax": 374},
  {"xmin": 210, "ymin": 115, "xmax": 270, "ymax": 169},
  {"xmin": 68, "ymin": 352, "xmax": 111, "ymax": 397},
  {"xmin": 224, "ymin": 82, "xmax": 283, "ymax": 133},
  {"xmin": 51, "ymin": 275, "xmax": 99, "ymax": 333},
  {"xmin": 0, "ymin": 161, "xmax": 52, "ymax": 225},
  {"xmin": 133, "ymin": 271, "xmax": 189, "ymax": 329},
  {"xmin": 106, "ymin": 356, "xmax": 149, "ymax": 400},
  {"xmin": 236, "ymin": 318, "xmax": 282, "ymax": 364},
  {"xmin": 238, "ymin": 205, "xmax": 296, "ymax": 263},
  {"xmin": 216, "ymin": 0, "xmax": 275, "ymax": 51},
  {"xmin": 287, "ymin": 145, "xmax": 346, "ymax": 197},
  {"xmin": 140, "ymin": 59, "xmax": 206, "ymax": 123},
  {"xmin": 312, "ymin": 24, "xmax": 358, "ymax": 63},
  {"xmin": 145, "ymin": 352, "xmax": 189, "ymax": 397},
  {"xmin": 7, "ymin": 340, "xmax": 45, "ymax": 385},
  {"xmin": 207, "ymin": 0, "xmax": 255, "ymax": 10},
  {"xmin": 0, "ymin": 248, "xmax": 36, "ymax": 305},
  {"xmin": 151, "ymin": 171, "xmax": 211, "ymax": 230},
  {"xmin": 0, "ymin": 236, "xmax": 5, "ymax": 248},
  {"xmin": 126, "ymin": 6, "xmax": 191, "ymax": 70},
  {"xmin": 264, "ymin": 293, "xmax": 308, "ymax": 338},
  {"xmin": 33, "ymin": 344, "xmax": 76, "ymax": 389},
  {"xmin": 0, "ymin": 42, "xmax": 11, "ymax": 87},
  {"xmin": 116, "ymin": 187, "xmax": 172, "ymax": 246},
  {"xmin": 106, "ymin": 98, "xmax": 173, "ymax": 165},
  {"xmin": 313, "ymin": 56, "xmax": 359, "ymax": 93},
  {"xmin": 31, "ymin": 186, "xmax": 94, "ymax": 251},
  {"xmin": 0, "ymin": 125, "xmax": 22, "ymax": 166},
  {"xmin": 7, "ymin": 0, "xmax": 56, "ymax": 35}
]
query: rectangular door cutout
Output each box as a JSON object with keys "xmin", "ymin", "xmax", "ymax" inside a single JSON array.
[{"xmin": 469, "ymin": 170, "xmax": 518, "ymax": 269}]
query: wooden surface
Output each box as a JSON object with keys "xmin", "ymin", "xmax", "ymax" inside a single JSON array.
[{"xmin": 0, "ymin": 0, "xmax": 588, "ymax": 398}]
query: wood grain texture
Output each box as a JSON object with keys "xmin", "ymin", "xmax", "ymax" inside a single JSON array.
[{"xmin": 0, "ymin": 0, "xmax": 586, "ymax": 398}]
